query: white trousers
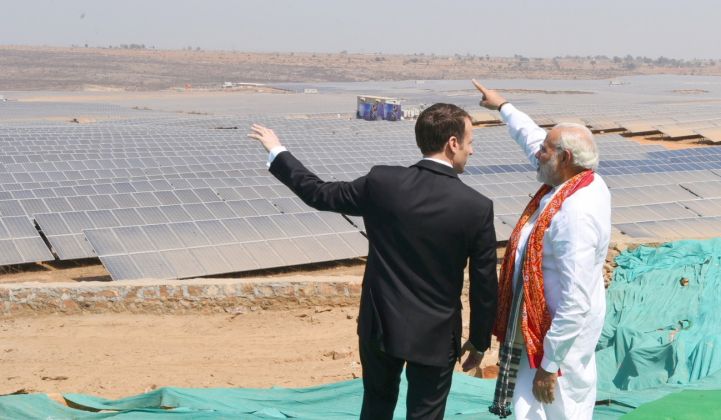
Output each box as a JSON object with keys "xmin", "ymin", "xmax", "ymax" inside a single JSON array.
[{"xmin": 512, "ymin": 347, "xmax": 597, "ymax": 420}]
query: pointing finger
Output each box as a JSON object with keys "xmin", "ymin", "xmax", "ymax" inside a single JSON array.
[{"xmin": 472, "ymin": 79, "xmax": 487, "ymax": 94}]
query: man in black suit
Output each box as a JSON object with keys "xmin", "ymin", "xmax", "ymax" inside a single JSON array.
[{"xmin": 248, "ymin": 103, "xmax": 498, "ymax": 420}]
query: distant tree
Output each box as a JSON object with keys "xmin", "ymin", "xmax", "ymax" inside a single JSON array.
[{"xmin": 656, "ymin": 56, "xmax": 670, "ymax": 66}]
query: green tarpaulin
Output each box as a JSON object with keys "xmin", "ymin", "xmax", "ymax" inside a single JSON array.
[
  {"xmin": 0, "ymin": 373, "xmax": 630, "ymax": 419},
  {"xmin": 596, "ymin": 238, "xmax": 721, "ymax": 414},
  {"xmin": 622, "ymin": 389, "xmax": 721, "ymax": 420}
]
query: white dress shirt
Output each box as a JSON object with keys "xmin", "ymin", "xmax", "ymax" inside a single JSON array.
[
  {"xmin": 422, "ymin": 157, "xmax": 453, "ymax": 168},
  {"xmin": 500, "ymin": 104, "xmax": 611, "ymax": 375},
  {"xmin": 267, "ymin": 146, "xmax": 288, "ymax": 167}
]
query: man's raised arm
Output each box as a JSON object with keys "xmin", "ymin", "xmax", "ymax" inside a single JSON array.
[
  {"xmin": 248, "ymin": 124, "xmax": 367, "ymax": 216},
  {"xmin": 472, "ymin": 80, "xmax": 546, "ymax": 168}
]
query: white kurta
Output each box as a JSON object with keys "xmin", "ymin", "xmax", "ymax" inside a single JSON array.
[{"xmin": 500, "ymin": 104, "xmax": 611, "ymax": 420}]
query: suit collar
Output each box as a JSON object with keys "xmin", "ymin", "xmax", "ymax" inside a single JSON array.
[{"xmin": 412, "ymin": 159, "xmax": 459, "ymax": 178}]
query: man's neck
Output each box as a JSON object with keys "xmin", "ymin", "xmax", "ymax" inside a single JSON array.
[
  {"xmin": 423, "ymin": 153, "xmax": 453, "ymax": 168},
  {"xmin": 558, "ymin": 167, "xmax": 588, "ymax": 184}
]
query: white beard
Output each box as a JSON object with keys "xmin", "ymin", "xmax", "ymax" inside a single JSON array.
[{"xmin": 536, "ymin": 155, "xmax": 561, "ymax": 186}]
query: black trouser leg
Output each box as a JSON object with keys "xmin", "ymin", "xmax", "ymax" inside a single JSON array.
[
  {"xmin": 404, "ymin": 340, "xmax": 456, "ymax": 420},
  {"xmin": 359, "ymin": 338, "xmax": 404, "ymax": 420}
]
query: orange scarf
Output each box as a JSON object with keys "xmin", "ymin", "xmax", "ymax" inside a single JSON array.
[{"xmin": 493, "ymin": 170, "xmax": 594, "ymax": 369}]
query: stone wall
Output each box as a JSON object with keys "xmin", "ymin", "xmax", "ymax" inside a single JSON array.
[
  {"xmin": 0, "ymin": 243, "xmax": 641, "ymax": 317},
  {"xmin": 1, "ymin": 277, "xmax": 362, "ymax": 317}
]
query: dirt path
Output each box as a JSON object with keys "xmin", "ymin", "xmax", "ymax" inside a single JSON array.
[
  {"xmin": 0, "ymin": 308, "xmax": 497, "ymax": 399},
  {"xmin": 0, "ymin": 310, "xmax": 360, "ymax": 398}
]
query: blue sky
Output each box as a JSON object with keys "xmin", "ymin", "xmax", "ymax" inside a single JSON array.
[{"xmin": 2, "ymin": 0, "xmax": 719, "ymax": 59}]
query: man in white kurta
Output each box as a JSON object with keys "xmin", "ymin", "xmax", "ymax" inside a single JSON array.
[{"xmin": 474, "ymin": 80, "xmax": 611, "ymax": 419}]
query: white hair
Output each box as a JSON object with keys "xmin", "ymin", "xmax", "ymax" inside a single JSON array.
[{"xmin": 554, "ymin": 123, "xmax": 599, "ymax": 171}]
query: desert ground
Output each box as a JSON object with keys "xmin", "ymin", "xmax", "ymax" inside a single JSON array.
[
  {"xmin": 0, "ymin": 265, "xmax": 499, "ymax": 400},
  {"xmin": 2, "ymin": 45, "xmax": 720, "ymax": 91},
  {"xmin": 1, "ymin": 308, "xmax": 364, "ymax": 398}
]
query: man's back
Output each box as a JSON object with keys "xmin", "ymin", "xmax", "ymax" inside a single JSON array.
[{"xmin": 356, "ymin": 160, "xmax": 495, "ymax": 366}]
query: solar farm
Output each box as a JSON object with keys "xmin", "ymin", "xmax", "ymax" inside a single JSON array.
[
  {"xmin": 3, "ymin": 76, "xmax": 721, "ymax": 416},
  {"xmin": 2, "ymin": 78, "xmax": 721, "ymax": 281}
]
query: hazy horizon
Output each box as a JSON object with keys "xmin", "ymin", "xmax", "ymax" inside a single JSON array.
[
  {"xmin": 3, "ymin": 0, "xmax": 721, "ymax": 60},
  {"xmin": 3, "ymin": 44, "xmax": 717, "ymax": 62}
]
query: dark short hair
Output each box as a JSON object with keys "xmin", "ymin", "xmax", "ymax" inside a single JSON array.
[{"xmin": 415, "ymin": 103, "xmax": 471, "ymax": 155}]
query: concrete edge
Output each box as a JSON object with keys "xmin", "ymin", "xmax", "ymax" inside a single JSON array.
[{"xmin": 1, "ymin": 276, "xmax": 363, "ymax": 317}]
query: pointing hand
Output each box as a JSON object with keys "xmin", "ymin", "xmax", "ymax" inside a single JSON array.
[{"xmin": 472, "ymin": 79, "xmax": 507, "ymax": 111}]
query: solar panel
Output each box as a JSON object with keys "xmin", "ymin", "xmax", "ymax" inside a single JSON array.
[
  {"xmin": 0, "ymin": 216, "xmax": 54, "ymax": 264},
  {"xmin": 215, "ymin": 243, "xmax": 259, "ymax": 272}
]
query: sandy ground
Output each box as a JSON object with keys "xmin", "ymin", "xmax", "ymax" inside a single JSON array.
[
  {"xmin": 0, "ymin": 310, "xmax": 361, "ymax": 398},
  {"xmin": 0, "ymin": 308, "xmax": 498, "ymax": 400},
  {"xmin": 0, "ymin": 255, "xmax": 496, "ymax": 401},
  {"xmin": 626, "ymin": 134, "xmax": 715, "ymax": 150},
  {"xmin": 0, "ymin": 260, "xmax": 111, "ymax": 284},
  {"xmin": 3, "ymin": 46, "xmax": 720, "ymax": 91}
]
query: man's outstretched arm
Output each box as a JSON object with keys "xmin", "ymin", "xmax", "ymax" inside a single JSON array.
[
  {"xmin": 248, "ymin": 124, "xmax": 366, "ymax": 216},
  {"xmin": 472, "ymin": 80, "xmax": 546, "ymax": 167}
]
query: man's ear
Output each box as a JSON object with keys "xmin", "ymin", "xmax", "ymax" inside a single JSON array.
[
  {"xmin": 561, "ymin": 149, "xmax": 572, "ymax": 165},
  {"xmin": 448, "ymin": 136, "xmax": 459, "ymax": 152}
]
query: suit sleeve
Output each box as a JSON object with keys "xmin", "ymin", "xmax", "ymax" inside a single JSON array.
[
  {"xmin": 468, "ymin": 202, "xmax": 498, "ymax": 352},
  {"xmin": 269, "ymin": 151, "xmax": 367, "ymax": 216}
]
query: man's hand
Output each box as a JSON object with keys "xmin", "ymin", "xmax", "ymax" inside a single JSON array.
[
  {"xmin": 532, "ymin": 367, "xmax": 558, "ymax": 404},
  {"xmin": 248, "ymin": 124, "xmax": 282, "ymax": 152},
  {"xmin": 472, "ymin": 79, "xmax": 508, "ymax": 111},
  {"xmin": 460, "ymin": 340, "xmax": 484, "ymax": 372}
]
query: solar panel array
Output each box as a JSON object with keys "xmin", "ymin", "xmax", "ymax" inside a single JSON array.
[{"xmin": 3, "ymin": 92, "xmax": 721, "ymax": 280}]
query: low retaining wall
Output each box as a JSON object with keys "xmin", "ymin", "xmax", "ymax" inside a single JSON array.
[
  {"xmin": 1, "ymin": 242, "xmax": 634, "ymax": 317},
  {"xmin": 0, "ymin": 276, "xmax": 363, "ymax": 316}
]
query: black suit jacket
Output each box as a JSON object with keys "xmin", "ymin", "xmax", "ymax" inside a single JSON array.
[{"xmin": 270, "ymin": 152, "xmax": 498, "ymax": 367}]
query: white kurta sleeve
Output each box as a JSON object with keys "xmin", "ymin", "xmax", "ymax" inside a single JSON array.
[
  {"xmin": 540, "ymin": 207, "xmax": 599, "ymax": 373},
  {"xmin": 500, "ymin": 104, "xmax": 546, "ymax": 168}
]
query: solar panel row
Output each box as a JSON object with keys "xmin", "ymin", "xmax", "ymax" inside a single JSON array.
[{"xmin": 3, "ymin": 98, "xmax": 721, "ymax": 277}]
